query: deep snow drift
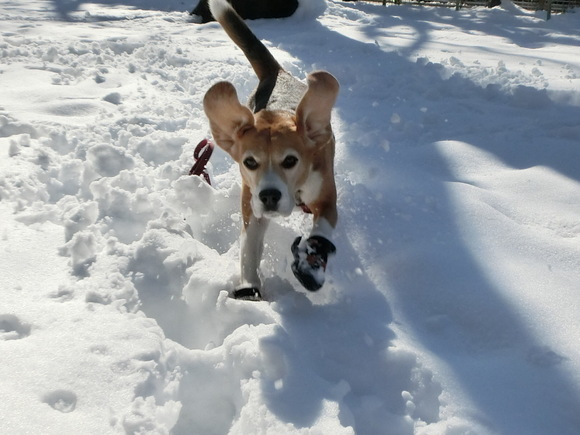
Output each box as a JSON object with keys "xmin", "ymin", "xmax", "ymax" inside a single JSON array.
[{"xmin": 1, "ymin": 0, "xmax": 579, "ymax": 434}]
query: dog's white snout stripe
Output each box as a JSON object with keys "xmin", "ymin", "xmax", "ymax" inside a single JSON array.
[{"xmin": 252, "ymin": 169, "xmax": 293, "ymax": 217}]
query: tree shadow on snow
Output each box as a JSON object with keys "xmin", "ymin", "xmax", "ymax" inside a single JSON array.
[
  {"xmin": 240, "ymin": 3, "xmax": 580, "ymax": 434},
  {"xmin": 356, "ymin": 2, "xmax": 580, "ymax": 53},
  {"xmin": 48, "ymin": 0, "xmax": 188, "ymax": 20}
]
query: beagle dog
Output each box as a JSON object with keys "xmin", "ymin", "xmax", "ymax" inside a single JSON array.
[{"xmin": 203, "ymin": 0, "xmax": 339, "ymax": 300}]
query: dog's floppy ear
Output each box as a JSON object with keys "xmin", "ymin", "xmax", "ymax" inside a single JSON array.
[
  {"xmin": 203, "ymin": 81, "xmax": 255, "ymax": 160},
  {"xmin": 296, "ymin": 71, "xmax": 339, "ymax": 146}
]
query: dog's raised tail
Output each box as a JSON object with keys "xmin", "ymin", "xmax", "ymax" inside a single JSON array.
[{"xmin": 209, "ymin": 0, "xmax": 281, "ymax": 81}]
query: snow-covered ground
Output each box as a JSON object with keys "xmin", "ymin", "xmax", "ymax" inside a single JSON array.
[{"xmin": 1, "ymin": 0, "xmax": 579, "ymax": 433}]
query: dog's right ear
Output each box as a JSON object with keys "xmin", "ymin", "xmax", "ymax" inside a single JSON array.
[
  {"xmin": 296, "ymin": 71, "xmax": 339, "ymax": 148},
  {"xmin": 203, "ymin": 81, "xmax": 255, "ymax": 160}
]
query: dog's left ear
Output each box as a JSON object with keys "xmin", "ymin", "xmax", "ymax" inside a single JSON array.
[
  {"xmin": 203, "ymin": 81, "xmax": 255, "ymax": 160},
  {"xmin": 296, "ymin": 71, "xmax": 339, "ymax": 146}
]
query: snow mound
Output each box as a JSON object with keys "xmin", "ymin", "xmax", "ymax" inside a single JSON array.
[{"xmin": 1, "ymin": 1, "xmax": 579, "ymax": 434}]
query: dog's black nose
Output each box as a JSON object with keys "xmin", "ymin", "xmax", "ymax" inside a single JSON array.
[{"xmin": 259, "ymin": 189, "xmax": 282, "ymax": 210}]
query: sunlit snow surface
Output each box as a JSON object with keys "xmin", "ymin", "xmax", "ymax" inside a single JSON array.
[{"xmin": 1, "ymin": 0, "xmax": 579, "ymax": 433}]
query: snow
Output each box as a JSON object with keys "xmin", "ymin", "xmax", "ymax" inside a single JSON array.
[{"xmin": 1, "ymin": 0, "xmax": 579, "ymax": 433}]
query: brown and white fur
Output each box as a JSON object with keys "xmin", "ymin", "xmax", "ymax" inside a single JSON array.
[{"xmin": 203, "ymin": 0, "xmax": 339, "ymax": 300}]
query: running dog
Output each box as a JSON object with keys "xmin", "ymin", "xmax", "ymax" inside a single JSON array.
[{"xmin": 203, "ymin": 0, "xmax": 339, "ymax": 300}]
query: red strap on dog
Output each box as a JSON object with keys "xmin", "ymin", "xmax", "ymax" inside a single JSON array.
[
  {"xmin": 297, "ymin": 202, "xmax": 312, "ymax": 214},
  {"xmin": 189, "ymin": 139, "xmax": 214, "ymax": 185}
]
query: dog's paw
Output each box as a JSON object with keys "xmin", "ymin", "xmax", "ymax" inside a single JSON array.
[
  {"xmin": 291, "ymin": 236, "xmax": 336, "ymax": 291},
  {"xmin": 233, "ymin": 287, "xmax": 262, "ymax": 301}
]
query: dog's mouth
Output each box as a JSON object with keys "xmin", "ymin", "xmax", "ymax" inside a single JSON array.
[
  {"xmin": 260, "ymin": 204, "xmax": 294, "ymax": 218},
  {"xmin": 254, "ymin": 204, "xmax": 294, "ymax": 219},
  {"xmin": 261, "ymin": 209, "xmax": 282, "ymax": 218}
]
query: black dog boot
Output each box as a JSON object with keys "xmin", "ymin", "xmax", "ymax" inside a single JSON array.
[
  {"xmin": 233, "ymin": 287, "xmax": 262, "ymax": 301},
  {"xmin": 291, "ymin": 236, "xmax": 336, "ymax": 291}
]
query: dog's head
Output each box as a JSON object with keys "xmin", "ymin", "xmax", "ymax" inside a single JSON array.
[{"xmin": 203, "ymin": 71, "xmax": 339, "ymax": 219}]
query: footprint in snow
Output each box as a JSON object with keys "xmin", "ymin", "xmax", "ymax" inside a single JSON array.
[
  {"xmin": 89, "ymin": 344, "xmax": 110, "ymax": 356},
  {"xmin": 47, "ymin": 285, "xmax": 75, "ymax": 302},
  {"xmin": 42, "ymin": 390, "xmax": 78, "ymax": 413},
  {"xmin": 0, "ymin": 314, "xmax": 31, "ymax": 340},
  {"xmin": 527, "ymin": 346, "xmax": 567, "ymax": 368}
]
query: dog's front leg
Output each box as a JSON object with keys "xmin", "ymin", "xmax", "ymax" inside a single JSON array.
[
  {"xmin": 292, "ymin": 198, "xmax": 337, "ymax": 292},
  {"xmin": 234, "ymin": 184, "xmax": 268, "ymax": 300},
  {"xmin": 237, "ymin": 216, "xmax": 268, "ymax": 299}
]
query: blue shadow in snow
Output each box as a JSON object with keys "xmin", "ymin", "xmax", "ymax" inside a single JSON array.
[{"xmin": 236, "ymin": 2, "xmax": 580, "ymax": 434}]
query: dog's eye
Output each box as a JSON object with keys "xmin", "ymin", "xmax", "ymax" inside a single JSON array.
[
  {"xmin": 243, "ymin": 156, "xmax": 259, "ymax": 170},
  {"xmin": 281, "ymin": 155, "xmax": 298, "ymax": 169}
]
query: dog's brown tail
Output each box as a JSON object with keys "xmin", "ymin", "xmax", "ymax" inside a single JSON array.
[{"xmin": 209, "ymin": 0, "xmax": 281, "ymax": 81}]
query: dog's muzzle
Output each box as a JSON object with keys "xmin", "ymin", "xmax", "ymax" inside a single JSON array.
[{"xmin": 259, "ymin": 188, "xmax": 282, "ymax": 212}]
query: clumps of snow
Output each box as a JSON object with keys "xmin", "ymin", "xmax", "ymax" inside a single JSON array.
[
  {"xmin": 509, "ymin": 84, "xmax": 553, "ymax": 108},
  {"xmin": 1, "ymin": 0, "xmax": 579, "ymax": 434},
  {"xmin": 103, "ymin": 91, "xmax": 122, "ymax": 105},
  {"xmin": 87, "ymin": 143, "xmax": 135, "ymax": 177},
  {"xmin": 292, "ymin": 0, "xmax": 328, "ymax": 20},
  {"xmin": 0, "ymin": 113, "xmax": 38, "ymax": 138},
  {"xmin": 0, "ymin": 313, "xmax": 31, "ymax": 340}
]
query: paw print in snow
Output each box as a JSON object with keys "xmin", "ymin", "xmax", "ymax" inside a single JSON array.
[
  {"xmin": 43, "ymin": 390, "xmax": 78, "ymax": 413},
  {"xmin": 0, "ymin": 314, "xmax": 31, "ymax": 340}
]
